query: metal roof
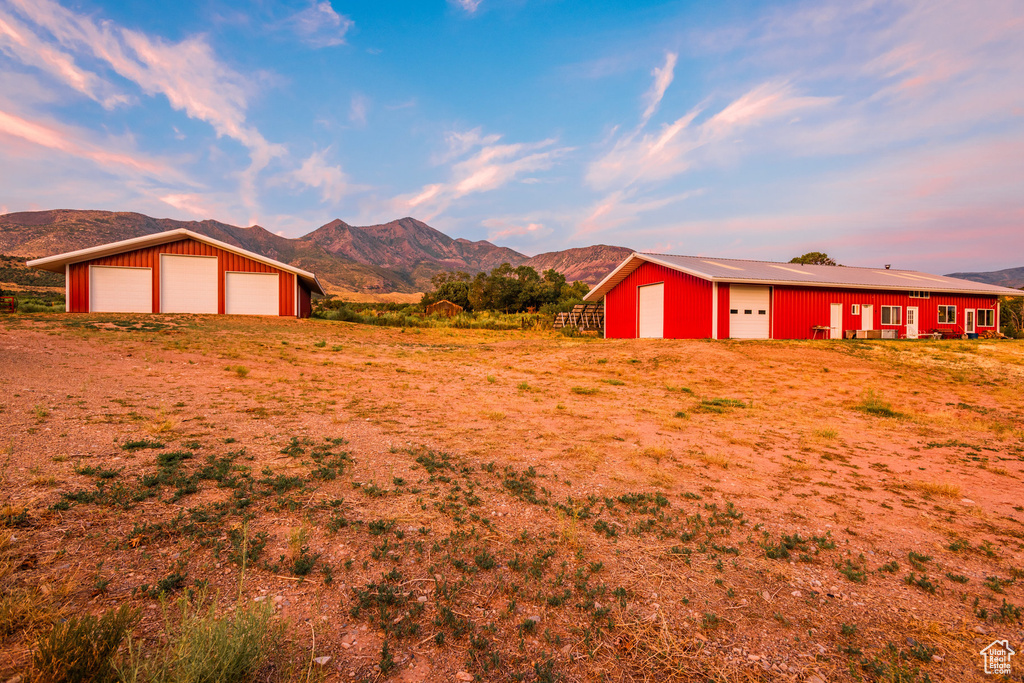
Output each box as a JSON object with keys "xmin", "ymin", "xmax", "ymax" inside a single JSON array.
[
  {"xmin": 27, "ymin": 228, "xmax": 325, "ymax": 295},
  {"xmin": 583, "ymin": 253, "xmax": 1023, "ymax": 301}
]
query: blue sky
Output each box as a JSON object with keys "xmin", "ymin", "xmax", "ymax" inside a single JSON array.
[{"xmin": 1, "ymin": 0, "xmax": 1022, "ymax": 271}]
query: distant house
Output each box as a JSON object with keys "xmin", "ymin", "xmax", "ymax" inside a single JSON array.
[
  {"xmin": 425, "ymin": 299, "xmax": 464, "ymax": 317},
  {"xmin": 27, "ymin": 228, "xmax": 324, "ymax": 317},
  {"xmin": 584, "ymin": 253, "xmax": 1023, "ymax": 340}
]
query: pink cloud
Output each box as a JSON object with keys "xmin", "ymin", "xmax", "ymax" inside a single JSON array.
[{"xmin": 0, "ymin": 108, "xmax": 170, "ymax": 176}]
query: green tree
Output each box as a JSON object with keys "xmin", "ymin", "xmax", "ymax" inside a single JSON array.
[
  {"xmin": 999, "ymin": 292, "xmax": 1024, "ymax": 337},
  {"xmin": 789, "ymin": 252, "xmax": 838, "ymax": 266},
  {"xmin": 421, "ymin": 271, "xmax": 471, "ymax": 310}
]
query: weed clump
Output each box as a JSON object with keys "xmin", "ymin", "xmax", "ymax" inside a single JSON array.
[
  {"xmin": 854, "ymin": 389, "xmax": 902, "ymax": 418},
  {"xmin": 31, "ymin": 604, "xmax": 138, "ymax": 683}
]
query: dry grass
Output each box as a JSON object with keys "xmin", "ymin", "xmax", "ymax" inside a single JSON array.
[
  {"xmin": 910, "ymin": 481, "xmax": 962, "ymax": 498},
  {"xmin": 698, "ymin": 453, "xmax": 730, "ymax": 469}
]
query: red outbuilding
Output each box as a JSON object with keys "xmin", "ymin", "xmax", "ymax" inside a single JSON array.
[
  {"xmin": 584, "ymin": 253, "xmax": 1022, "ymax": 340},
  {"xmin": 28, "ymin": 228, "xmax": 324, "ymax": 317}
]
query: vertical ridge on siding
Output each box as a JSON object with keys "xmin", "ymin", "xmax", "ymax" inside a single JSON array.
[{"xmin": 717, "ymin": 283, "xmax": 730, "ymax": 339}]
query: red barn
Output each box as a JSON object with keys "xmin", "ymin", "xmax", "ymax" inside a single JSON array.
[
  {"xmin": 28, "ymin": 228, "xmax": 324, "ymax": 317},
  {"xmin": 584, "ymin": 253, "xmax": 1022, "ymax": 340}
]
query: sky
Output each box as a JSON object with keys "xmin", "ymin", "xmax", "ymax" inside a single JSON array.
[{"xmin": 1, "ymin": 0, "xmax": 1022, "ymax": 272}]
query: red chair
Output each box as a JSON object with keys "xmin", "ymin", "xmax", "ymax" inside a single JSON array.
[{"xmin": 0, "ymin": 296, "xmax": 16, "ymax": 314}]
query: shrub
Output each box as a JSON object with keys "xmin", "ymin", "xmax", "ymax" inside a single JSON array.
[
  {"xmin": 32, "ymin": 604, "xmax": 138, "ymax": 683},
  {"xmin": 130, "ymin": 597, "xmax": 277, "ymax": 683},
  {"xmin": 854, "ymin": 390, "xmax": 902, "ymax": 418}
]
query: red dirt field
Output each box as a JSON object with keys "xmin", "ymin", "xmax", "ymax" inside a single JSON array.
[{"xmin": 1, "ymin": 313, "xmax": 1023, "ymax": 682}]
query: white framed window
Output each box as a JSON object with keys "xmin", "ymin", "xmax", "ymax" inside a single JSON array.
[
  {"xmin": 880, "ymin": 305, "xmax": 902, "ymax": 325},
  {"xmin": 851, "ymin": 304, "xmax": 861, "ymax": 315},
  {"xmin": 909, "ymin": 291, "xmax": 930, "ymax": 299},
  {"xmin": 977, "ymin": 309, "xmax": 995, "ymax": 327},
  {"xmin": 937, "ymin": 305, "xmax": 956, "ymax": 324}
]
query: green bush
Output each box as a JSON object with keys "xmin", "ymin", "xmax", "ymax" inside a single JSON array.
[
  {"xmin": 32, "ymin": 604, "xmax": 138, "ymax": 683},
  {"xmin": 122, "ymin": 596, "xmax": 278, "ymax": 683}
]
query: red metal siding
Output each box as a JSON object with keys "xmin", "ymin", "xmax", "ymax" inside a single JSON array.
[
  {"xmin": 716, "ymin": 283, "xmax": 730, "ymax": 339},
  {"xmin": 299, "ymin": 284, "xmax": 312, "ymax": 319},
  {"xmin": 605, "ymin": 261, "xmax": 713, "ymax": 339},
  {"xmin": 67, "ymin": 239, "xmax": 296, "ymax": 316},
  {"xmin": 773, "ymin": 286, "xmax": 999, "ymax": 339}
]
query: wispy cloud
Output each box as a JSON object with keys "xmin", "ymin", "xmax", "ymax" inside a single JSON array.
[
  {"xmin": 4, "ymin": 0, "xmax": 284, "ymax": 212},
  {"xmin": 589, "ymin": 78, "xmax": 835, "ymax": 192},
  {"xmin": 394, "ymin": 129, "xmax": 571, "ymax": 219},
  {"xmin": 481, "ymin": 218, "xmax": 550, "ymax": 241},
  {"xmin": 452, "ymin": 0, "xmax": 482, "ymax": 15},
  {"xmin": 293, "ymin": 149, "xmax": 350, "ymax": 204},
  {"xmin": 349, "ymin": 93, "xmax": 369, "ymax": 126},
  {"xmin": 287, "ymin": 2, "xmax": 353, "ymax": 48},
  {"xmin": 0, "ymin": 107, "xmax": 174, "ymax": 177},
  {"xmin": 641, "ymin": 52, "xmax": 676, "ymax": 125},
  {"xmin": 0, "ymin": 9, "xmax": 128, "ymax": 109}
]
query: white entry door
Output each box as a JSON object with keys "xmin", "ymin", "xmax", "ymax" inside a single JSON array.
[
  {"xmin": 90, "ymin": 266, "xmax": 152, "ymax": 313},
  {"xmin": 965, "ymin": 309, "xmax": 975, "ymax": 334},
  {"xmin": 861, "ymin": 304, "xmax": 874, "ymax": 331},
  {"xmin": 160, "ymin": 254, "xmax": 218, "ymax": 313},
  {"xmin": 637, "ymin": 283, "xmax": 664, "ymax": 338},
  {"xmin": 225, "ymin": 272, "xmax": 279, "ymax": 315},
  {"xmin": 829, "ymin": 303, "xmax": 842, "ymax": 339},
  {"xmin": 906, "ymin": 307, "xmax": 918, "ymax": 339},
  {"xmin": 729, "ymin": 285, "xmax": 770, "ymax": 339}
]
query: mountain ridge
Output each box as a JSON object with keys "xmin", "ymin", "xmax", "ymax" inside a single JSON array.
[
  {"xmin": 0, "ymin": 209, "xmax": 633, "ymax": 294},
  {"xmin": 945, "ymin": 266, "xmax": 1024, "ymax": 290}
]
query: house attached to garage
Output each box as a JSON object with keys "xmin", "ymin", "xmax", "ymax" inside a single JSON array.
[
  {"xmin": 27, "ymin": 228, "xmax": 324, "ymax": 317},
  {"xmin": 584, "ymin": 253, "xmax": 1022, "ymax": 340}
]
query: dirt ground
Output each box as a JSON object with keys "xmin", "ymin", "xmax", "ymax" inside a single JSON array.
[{"xmin": 2, "ymin": 313, "xmax": 1023, "ymax": 682}]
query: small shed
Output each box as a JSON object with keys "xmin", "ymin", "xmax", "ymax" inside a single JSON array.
[
  {"xmin": 27, "ymin": 228, "xmax": 324, "ymax": 317},
  {"xmin": 425, "ymin": 299, "xmax": 464, "ymax": 317}
]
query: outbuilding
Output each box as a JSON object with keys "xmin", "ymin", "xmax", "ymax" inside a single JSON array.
[
  {"xmin": 28, "ymin": 228, "xmax": 324, "ymax": 317},
  {"xmin": 584, "ymin": 253, "xmax": 1022, "ymax": 340}
]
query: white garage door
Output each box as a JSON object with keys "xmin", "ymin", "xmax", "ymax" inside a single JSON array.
[
  {"xmin": 225, "ymin": 272, "xmax": 279, "ymax": 316},
  {"xmin": 90, "ymin": 266, "xmax": 152, "ymax": 313},
  {"xmin": 638, "ymin": 283, "xmax": 664, "ymax": 338},
  {"xmin": 161, "ymin": 254, "xmax": 218, "ymax": 314},
  {"xmin": 729, "ymin": 285, "xmax": 770, "ymax": 339}
]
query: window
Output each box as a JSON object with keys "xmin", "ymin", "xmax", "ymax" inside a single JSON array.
[
  {"xmin": 744, "ymin": 309, "xmax": 752, "ymax": 315},
  {"xmin": 880, "ymin": 306, "xmax": 902, "ymax": 325},
  {"xmin": 909, "ymin": 291, "xmax": 930, "ymax": 299},
  {"xmin": 851, "ymin": 304, "xmax": 860, "ymax": 315},
  {"xmin": 729, "ymin": 309, "xmax": 738, "ymax": 314},
  {"xmin": 977, "ymin": 309, "xmax": 995, "ymax": 327},
  {"xmin": 758, "ymin": 310, "xmax": 767, "ymax": 315},
  {"xmin": 937, "ymin": 305, "xmax": 956, "ymax": 324}
]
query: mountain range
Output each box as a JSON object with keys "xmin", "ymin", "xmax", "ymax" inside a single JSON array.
[
  {"xmin": 0, "ymin": 210, "xmax": 633, "ymax": 295},
  {"xmin": 944, "ymin": 266, "xmax": 1024, "ymax": 290}
]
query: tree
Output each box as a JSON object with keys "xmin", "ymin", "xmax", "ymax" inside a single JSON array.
[
  {"xmin": 999, "ymin": 293, "xmax": 1024, "ymax": 337},
  {"xmin": 424, "ymin": 264, "xmax": 591, "ymax": 313},
  {"xmin": 421, "ymin": 271, "xmax": 471, "ymax": 310},
  {"xmin": 789, "ymin": 252, "xmax": 838, "ymax": 266}
]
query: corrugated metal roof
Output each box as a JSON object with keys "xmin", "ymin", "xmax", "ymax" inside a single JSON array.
[
  {"xmin": 584, "ymin": 253, "xmax": 1023, "ymax": 301},
  {"xmin": 27, "ymin": 228, "xmax": 325, "ymax": 295}
]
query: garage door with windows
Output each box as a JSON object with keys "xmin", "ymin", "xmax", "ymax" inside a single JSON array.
[
  {"xmin": 160, "ymin": 254, "xmax": 218, "ymax": 313},
  {"xmin": 225, "ymin": 272, "xmax": 280, "ymax": 315},
  {"xmin": 637, "ymin": 283, "xmax": 664, "ymax": 338},
  {"xmin": 729, "ymin": 285, "xmax": 770, "ymax": 339},
  {"xmin": 90, "ymin": 266, "xmax": 152, "ymax": 313}
]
